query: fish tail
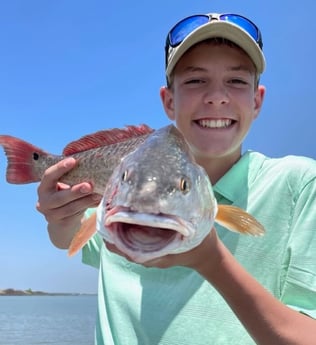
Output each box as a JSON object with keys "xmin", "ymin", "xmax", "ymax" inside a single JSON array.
[
  {"xmin": 216, "ymin": 205, "xmax": 265, "ymax": 236},
  {"xmin": 0, "ymin": 135, "xmax": 47, "ymax": 184},
  {"xmin": 68, "ymin": 212, "xmax": 97, "ymax": 257}
]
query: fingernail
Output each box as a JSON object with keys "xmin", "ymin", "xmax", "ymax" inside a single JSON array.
[
  {"xmin": 80, "ymin": 185, "xmax": 90, "ymax": 193},
  {"xmin": 63, "ymin": 158, "xmax": 74, "ymax": 168}
]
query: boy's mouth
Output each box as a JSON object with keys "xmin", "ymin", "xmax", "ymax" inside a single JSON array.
[{"xmin": 196, "ymin": 119, "xmax": 235, "ymax": 129}]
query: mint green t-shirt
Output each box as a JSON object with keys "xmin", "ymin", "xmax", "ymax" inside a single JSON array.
[{"xmin": 83, "ymin": 151, "xmax": 316, "ymax": 345}]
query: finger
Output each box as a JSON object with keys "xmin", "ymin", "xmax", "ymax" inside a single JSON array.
[
  {"xmin": 38, "ymin": 157, "xmax": 77, "ymax": 194},
  {"xmin": 56, "ymin": 182, "xmax": 72, "ymax": 191},
  {"xmin": 37, "ymin": 156, "xmax": 99, "ymax": 210},
  {"xmin": 62, "ymin": 183, "xmax": 101, "ymax": 207},
  {"xmin": 36, "ymin": 187, "xmax": 101, "ymax": 218}
]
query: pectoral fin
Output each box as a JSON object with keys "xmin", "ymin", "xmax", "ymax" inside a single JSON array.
[
  {"xmin": 68, "ymin": 211, "xmax": 97, "ymax": 257},
  {"xmin": 215, "ymin": 205, "xmax": 265, "ymax": 236}
]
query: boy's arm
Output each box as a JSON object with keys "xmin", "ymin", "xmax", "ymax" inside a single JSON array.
[
  {"xmin": 36, "ymin": 157, "xmax": 101, "ymax": 249},
  {"xmin": 136, "ymin": 229, "xmax": 315, "ymax": 345},
  {"xmin": 197, "ymin": 230, "xmax": 316, "ymax": 345}
]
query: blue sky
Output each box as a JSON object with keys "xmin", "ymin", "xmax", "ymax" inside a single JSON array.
[{"xmin": 0, "ymin": 0, "xmax": 315, "ymax": 293}]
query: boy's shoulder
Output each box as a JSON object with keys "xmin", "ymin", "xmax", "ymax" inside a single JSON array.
[
  {"xmin": 248, "ymin": 151, "xmax": 316, "ymax": 188},
  {"xmin": 249, "ymin": 150, "xmax": 315, "ymax": 173}
]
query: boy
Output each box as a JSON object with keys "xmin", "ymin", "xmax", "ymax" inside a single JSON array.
[{"xmin": 37, "ymin": 13, "xmax": 316, "ymax": 344}]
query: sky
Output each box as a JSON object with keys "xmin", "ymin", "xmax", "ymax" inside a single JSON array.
[{"xmin": 0, "ymin": 0, "xmax": 315, "ymax": 294}]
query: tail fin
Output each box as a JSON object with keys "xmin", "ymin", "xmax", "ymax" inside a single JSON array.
[{"xmin": 0, "ymin": 135, "xmax": 48, "ymax": 184}]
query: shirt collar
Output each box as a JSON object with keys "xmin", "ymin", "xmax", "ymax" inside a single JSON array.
[{"xmin": 213, "ymin": 151, "xmax": 265, "ymax": 204}]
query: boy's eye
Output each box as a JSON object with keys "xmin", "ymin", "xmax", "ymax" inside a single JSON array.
[
  {"xmin": 229, "ymin": 78, "xmax": 247, "ymax": 85},
  {"xmin": 185, "ymin": 79, "xmax": 204, "ymax": 84}
]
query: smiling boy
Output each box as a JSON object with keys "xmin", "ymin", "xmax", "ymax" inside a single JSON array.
[
  {"xmin": 37, "ymin": 12, "xmax": 316, "ymax": 344},
  {"xmin": 161, "ymin": 39, "xmax": 264, "ymax": 184}
]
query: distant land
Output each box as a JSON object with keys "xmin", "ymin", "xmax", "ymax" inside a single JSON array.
[{"xmin": 0, "ymin": 288, "xmax": 96, "ymax": 296}]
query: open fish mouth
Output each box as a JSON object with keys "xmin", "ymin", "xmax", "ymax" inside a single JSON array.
[{"xmin": 104, "ymin": 210, "xmax": 191, "ymax": 254}]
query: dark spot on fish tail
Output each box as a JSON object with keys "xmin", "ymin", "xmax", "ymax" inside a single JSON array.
[{"xmin": 33, "ymin": 152, "xmax": 39, "ymax": 160}]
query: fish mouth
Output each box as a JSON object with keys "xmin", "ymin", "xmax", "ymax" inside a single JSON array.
[{"xmin": 104, "ymin": 209, "xmax": 190, "ymax": 259}]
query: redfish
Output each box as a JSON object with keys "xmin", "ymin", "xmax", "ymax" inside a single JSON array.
[
  {"xmin": 0, "ymin": 125, "xmax": 153, "ymax": 194},
  {"xmin": 68, "ymin": 125, "xmax": 265, "ymax": 263}
]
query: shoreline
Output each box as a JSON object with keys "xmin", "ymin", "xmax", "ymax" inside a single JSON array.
[{"xmin": 0, "ymin": 288, "xmax": 96, "ymax": 296}]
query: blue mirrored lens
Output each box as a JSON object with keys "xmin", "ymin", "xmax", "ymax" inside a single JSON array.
[
  {"xmin": 167, "ymin": 14, "xmax": 262, "ymax": 50},
  {"xmin": 169, "ymin": 15, "xmax": 209, "ymax": 47},
  {"xmin": 220, "ymin": 14, "xmax": 259, "ymax": 42}
]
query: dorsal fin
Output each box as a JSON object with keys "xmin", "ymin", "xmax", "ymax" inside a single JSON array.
[{"xmin": 63, "ymin": 124, "xmax": 154, "ymax": 156}]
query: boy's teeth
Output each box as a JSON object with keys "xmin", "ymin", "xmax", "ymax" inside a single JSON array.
[{"xmin": 199, "ymin": 119, "xmax": 232, "ymax": 128}]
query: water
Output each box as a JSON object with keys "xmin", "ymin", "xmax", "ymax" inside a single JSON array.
[{"xmin": 0, "ymin": 295, "xmax": 97, "ymax": 345}]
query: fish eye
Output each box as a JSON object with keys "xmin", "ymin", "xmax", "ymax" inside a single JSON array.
[
  {"xmin": 179, "ymin": 177, "xmax": 190, "ymax": 194},
  {"xmin": 33, "ymin": 152, "xmax": 39, "ymax": 160},
  {"xmin": 121, "ymin": 170, "xmax": 128, "ymax": 182}
]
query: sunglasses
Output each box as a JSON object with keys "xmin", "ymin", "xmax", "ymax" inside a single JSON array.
[{"xmin": 165, "ymin": 13, "xmax": 263, "ymax": 63}]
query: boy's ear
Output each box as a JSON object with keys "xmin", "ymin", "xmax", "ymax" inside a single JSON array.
[
  {"xmin": 160, "ymin": 86, "xmax": 175, "ymax": 120},
  {"xmin": 253, "ymin": 85, "xmax": 265, "ymax": 119}
]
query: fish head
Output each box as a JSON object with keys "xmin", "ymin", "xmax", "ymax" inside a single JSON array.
[{"xmin": 97, "ymin": 125, "xmax": 217, "ymax": 263}]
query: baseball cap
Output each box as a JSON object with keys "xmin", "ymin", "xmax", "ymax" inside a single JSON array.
[{"xmin": 165, "ymin": 13, "xmax": 265, "ymax": 82}]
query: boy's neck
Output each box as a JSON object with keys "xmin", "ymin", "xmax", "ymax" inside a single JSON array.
[{"xmin": 195, "ymin": 152, "xmax": 241, "ymax": 185}]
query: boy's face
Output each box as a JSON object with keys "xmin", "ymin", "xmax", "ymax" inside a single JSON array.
[{"xmin": 160, "ymin": 42, "xmax": 265, "ymax": 165}]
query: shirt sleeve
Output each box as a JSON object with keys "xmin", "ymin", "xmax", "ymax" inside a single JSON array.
[{"xmin": 280, "ymin": 175, "xmax": 316, "ymax": 319}]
